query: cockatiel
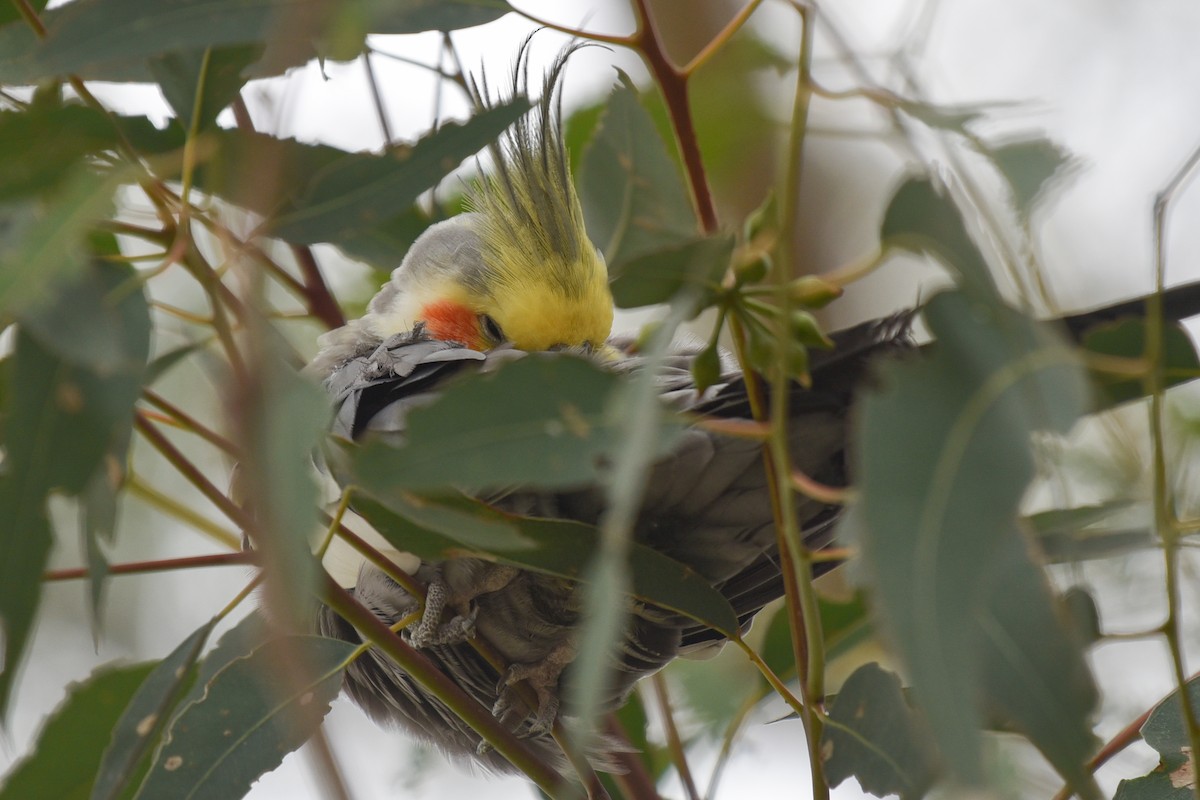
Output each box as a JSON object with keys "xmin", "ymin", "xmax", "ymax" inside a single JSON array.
[{"xmin": 307, "ymin": 47, "xmax": 1200, "ymax": 775}]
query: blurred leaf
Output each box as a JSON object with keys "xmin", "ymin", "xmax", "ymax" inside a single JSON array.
[
  {"xmin": 1025, "ymin": 500, "xmax": 1156, "ymax": 563},
  {"xmin": 579, "ymin": 72, "xmax": 697, "ymax": 277},
  {"xmin": 91, "ymin": 620, "xmax": 218, "ymax": 800},
  {"xmin": 1082, "ymin": 318, "xmax": 1200, "ymax": 406},
  {"xmin": 331, "ymin": 204, "xmax": 440, "ymax": 269},
  {"xmin": 136, "ymin": 636, "xmax": 354, "ymax": 800},
  {"xmin": 144, "ymin": 341, "xmax": 211, "ymax": 386},
  {"xmin": 235, "ymin": 327, "xmax": 329, "ymax": 626},
  {"xmin": 0, "ymin": 0, "xmax": 47, "ymax": 28},
  {"xmin": 880, "ymin": 176, "xmax": 996, "ymax": 299},
  {"xmin": 762, "ymin": 591, "xmax": 873, "ymax": 684},
  {"xmin": 609, "ymin": 233, "xmax": 733, "ymax": 310},
  {"xmin": 150, "ymin": 45, "xmax": 264, "ymax": 132},
  {"xmin": 1114, "ymin": 676, "xmax": 1200, "ymax": 799},
  {"xmin": 893, "ymin": 97, "xmax": 991, "ymax": 133},
  {"xmin": 351, "ymin": 493, "xmax": 740, "ymax": 636},
  {"xmin": 0, "ymin": 662, "xmax": 155, "ymax": 800},
  {"xmin": 0, "ymin": 168, "xmax": 127, "ymax": 316},
  {"xmin": 977, "ymin": 531, "xmax": 1100, "ymax": 787},
  {"xmin": 980, "ymin": 137, "xmax": 1076, "ymax": 223},
  {"xmin": 855, "ymin": 291, "xmax": 1095, "ymax": 787},
  {"xmin": 1061, "ymin": 586, "xmax": 1102, "ymax": 646},
  {"xmin": 822, "ymin": 663, "xmax": 939, "ymax": 799},
  {"xmin": 0, "ymin": 476, "xmax": 50, "ymax": 719},
  {"xmin": 191, "ymin": 101, "xmax": 527, "ymax": 245},
  {"xmin": 350, "ymin": 355, "xmax": 684, "ymax": 492}
]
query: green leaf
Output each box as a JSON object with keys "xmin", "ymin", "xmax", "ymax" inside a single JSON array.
[
  {"xmin": 0, "ymin": 167, "xmax": 130, "ymax": 316},
  {"xmin": 608, "ymin": 233, "xmax": 733, "ymax": 310},
  {"xmin": 1024, "ymin": 500, "xmax": 1156, "ymax": 563},
  {"xmin": 350, "ymin": 355, "xmax": 684, "ymax": 492},
  {"xmin": 761, "ymin": 591, "xmax": 873, "ymax": 684},
  {"xmin": 150, "ymin": 45, "xmax": 264, "ymax": 132},
  {"xmin": 189, "ymin": 101, "xmax": 527, "ymax": 246},
  {"xmin": 1082, "ymin": 318, "xmax": 1200, "ymax": 406},
  {"xmin": 880, "ymin": 176, "xmax": 996, "ymax": 300},
  {"xmin": 0, "ymin": 477, "xmax": 51, "ymax": 720},
  {"xmin": 821, "ymin": 663, "xmax": 939, "ymax": 800},
  {"xmin": 330, "ymin": 204, "xmax": 441, "ymax": 269},
  {"xmin": 135, "ymin": 636, "xmax": 355, "ymax": 800},
  {"xmin": 0, "ymin": 662, "xmax": 156, "ymax": 800},
  {"xmin": 144, "ymin": 341, "xmax": 212, "ymax": 386},
  {"xmin": 1113, "ymin": 676, "xmax": 1200, "ymax": 799},
  {"xmin": 893, "ymin": 96, "xmax": 992, "ymax": 134},
  {"xmin": 91, "ymin": 620, "xmax": 218, "ymax": 800},
  {"xmin": 980, "ymin": 137, "xmax": 1076, "ymax": 223},
  {"xmin": 350, "ymin": 493, "xmax": 739, "ymax": 636},
  {"xmin": 855, "ymin": 290, "xmax": 1096, "ymax": 788},
  {"xmin": 0, "ymin": 0, "xmax": 47, "ymax": 29},
  {"xmin": 270, "ymin": 100, "xmax": 527, "ymax": 242},
  {"xmin": 234, "ymin": 326, "xmax": 329, "ymax": 626},
  {"xmin": 579, "ymin": 72, "xmax": 697, "ymax": 278}
]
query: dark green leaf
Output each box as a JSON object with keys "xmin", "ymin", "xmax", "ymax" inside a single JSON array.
[
  {"xmin": 1082, "ymin": 318, "xmax": 1200, "ymax": 406},
  {"xmin": 330, "ymin": 204, "xmax": 441, "ymax": 269},
  {"xmin": 0, "ymin": 477, "xmax": 51, "ymax": 719},
  {"xmin": 579, "ymin": 72, "xmax": 697, "ymax": 277},
  {"xmin": 91, "ymin": 621, "xmax": 218, "ymax": 800},
  {"xmin": 880, "ymin": 176, "xmax": 996, "ymax": 300},
  {"xmin": 136, "ymin": 636, "xmax": 354, "ymax": 800},
  {"xmin": 1113, "ymin": 676, "xmax": 1200, "ymax": 799},
  {"xmin": 609, "ymin": 233, "xmax": 733, "ymax": 310},
  {"xmin": 176, "ymin": 613, "xmax": 270, "ymax": 712},
  {"xmin": 981, "ymin": 137, "xmax": 1076, "ymax": 223},
  {"xmin": 150, "ymin": 45, "xmax": 264, "ymax": 132},
  {"xmin": 821, "ymin": 662, "xmax": 939, "ymax": 799},
  {"xmin": 350, "ymin": 355, "xmax": 684, "ymax": 492},
  {"xmin": 855, "ymin": 291, "xmax": 1095, "ymax": 787},
  {"xmin": 266, "ymin": 100, "xmax": 527, "ymax": 243},
  {"xmin": 351, "ymin": 493, "xmax": 739, "ymax": 636},
  {"xmin": 0, "ymin": 0, "xmax": 47, "ymax": 29},
  {"xmin": 0, "ymin": 663, "xmax": 155, "ymax": 800},
  {"xmin": 366, "ymin": 0, "xmax": 511, "ymax": 32}
]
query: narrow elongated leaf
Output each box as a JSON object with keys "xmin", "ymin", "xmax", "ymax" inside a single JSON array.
[
  {"xmin": 0, "ymin": 258, "xmax": 149, "ymax": 714},
  {"xmin": 579, "ymin": 72, "xmax": 697, "ymax": 277},
  {"xmin": 91, "ymin": 621, "xmax": 219, "ymax": 800},
  {"xmin": 351, "ymin": 493, "xmax": 739, "ymax": 636},
  {"xmin": 822, "ymin": 663, "xmax": 939, "ymax": 799},
  {"xmin": 267, "ymin": 100, "xmax": 527, "ymax": 243},
  {"xmin": 136, "ymin": 636, "xmax": 354, "ymax": 800},
  {"xmin": 0, "ymin": 663, "xmax": 155, "ymax": 800},
  {"xmin": 855, "ymin": 291, "xmax": 1095, "ymax": 787},
  {"xmin": 350, "ymin": 355, "xmax": 684, "ymax": 492}
]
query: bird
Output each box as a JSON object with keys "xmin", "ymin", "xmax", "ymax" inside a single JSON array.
[{"xmin": 306, "ymin": 46, "xmax": 1200, "ymax": 777}]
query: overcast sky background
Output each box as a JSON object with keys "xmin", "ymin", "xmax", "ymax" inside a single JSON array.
[{"xmin": 6, "ymin": 1, "xmax": 1200, "ymax": 798}]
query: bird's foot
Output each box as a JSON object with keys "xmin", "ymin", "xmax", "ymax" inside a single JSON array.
[
  {"xmin": 490, "ymin": 641, "xmax": 576, "ymax": 736},
  {"xmin": 407, "ymin": 578, "xmax": 477, "ymax": 648}
]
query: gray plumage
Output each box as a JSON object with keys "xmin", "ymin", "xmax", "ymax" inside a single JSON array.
[{"xmin": 312, "ymin": 314, "xmax": 915, "ymax": 774}]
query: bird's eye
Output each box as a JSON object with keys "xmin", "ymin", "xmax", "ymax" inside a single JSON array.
[{"xmin": 479, "ymin": 314, "xmax": 505, "ymax": 342}]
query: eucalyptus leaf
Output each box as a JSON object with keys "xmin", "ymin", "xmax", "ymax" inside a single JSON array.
[
  {"xmin": 91, "ymin": 621, "xmax": 218, "ymax": 800},
  {"xmin": 855, "ymin": 290, "xmax": 1096, "ymax": 788},
  {"xmin": 0, "ymin": 663, "xmax": 155, "ymax": 800},
  {"xmin": 822, "ymin": 662, "xmax": 939, "ymax": 800},
  {"xmin": 136, "ymin": 636, "xmax": 354, "ymax": 800},
  {"xmin": 1114, "ymin": 676, "xmax": 1200, "ymax": 799},
  {"xmin": 350, "ymin": 355, "xmax": 684, "ymax": 492},
  {"xmin": 579, "ymin": 72, "xmax": 697, "ymax": 278}
]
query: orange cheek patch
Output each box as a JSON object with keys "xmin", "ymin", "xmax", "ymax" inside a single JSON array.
[{"xmin": 421, "ymin": 300, "xmax": 481, "ymax": 348}]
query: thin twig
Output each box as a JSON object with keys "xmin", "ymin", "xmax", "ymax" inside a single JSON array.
[
  {"xmin": 43, "ymin": 551, "xmax": 255, "ymax": 582},
  {"xmin": 650, "ymin": 674, "xmax": 700, "ymax": 800}
]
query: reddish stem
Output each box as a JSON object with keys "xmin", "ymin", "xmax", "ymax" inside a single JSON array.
[{"xmin": 44, "ymin": 551, "xmax": 255, "ymax": 582}]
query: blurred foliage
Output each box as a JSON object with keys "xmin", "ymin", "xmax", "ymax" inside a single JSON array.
[{"xmin": 0, "ymin": 1, "xmax": 1198, "ymax": 800}]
